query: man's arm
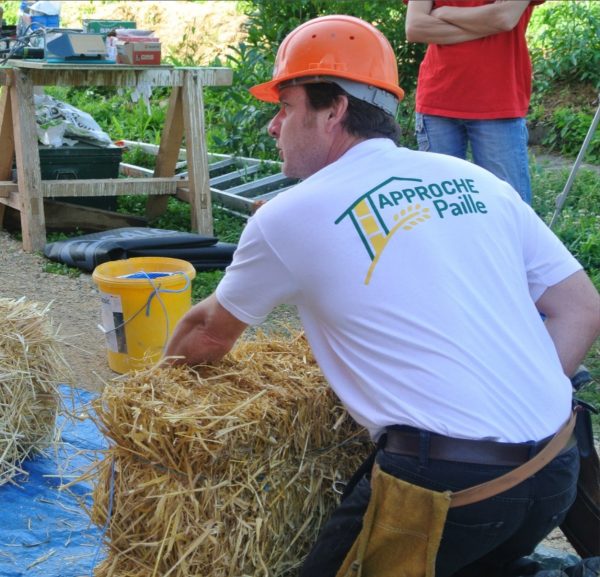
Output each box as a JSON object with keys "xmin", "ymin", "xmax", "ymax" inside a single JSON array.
[
  {"xmin": 163, "ymin": 293, "xmax": 248, "ymax": 366},
  {"xmin": 536, "ymin": 270, "xmax": 600, "ymax": 378},
  {"xmin": 405, "ymin": 0, "xmax": 531, "ymax": 45},
  {"xmin": 433, "ymin": 1, "xmax": 532, "ymax": 36}
]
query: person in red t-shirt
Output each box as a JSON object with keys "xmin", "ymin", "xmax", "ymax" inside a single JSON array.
[{"xmin": 405, "ymin": 0, "xmax": 544, "ymax": 204}]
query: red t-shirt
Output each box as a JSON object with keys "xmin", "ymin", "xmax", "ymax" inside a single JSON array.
[{"xmin": 409, "ymin": 0, "xmax": 543, "ymax": 119}]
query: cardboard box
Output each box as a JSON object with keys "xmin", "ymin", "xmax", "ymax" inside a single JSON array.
[
  {"xmin": 83, "ymin": 20, "xmax": 136, "ymax": 35},
  {"xmin": 116, "ymin": 41, "xmax": 161, "ymax": 65}
]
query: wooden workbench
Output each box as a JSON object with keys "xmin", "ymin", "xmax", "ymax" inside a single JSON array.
[{"xmin": 0, "ymin": 61, "xmax": 233, "ymax": 252}]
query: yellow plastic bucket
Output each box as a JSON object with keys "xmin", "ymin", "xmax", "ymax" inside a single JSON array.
[{"xmin": 92, "ymin": 256, "xmax": 196, "ymax": 374}]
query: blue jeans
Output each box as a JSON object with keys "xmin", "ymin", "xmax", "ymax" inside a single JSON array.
[
  {"xmin": 299, "ymin": 442, "xmax": 579, "ymax": 577},
  {"xmin": 415, "ymin": 113, "xmax": 532, "ymax": 204}
]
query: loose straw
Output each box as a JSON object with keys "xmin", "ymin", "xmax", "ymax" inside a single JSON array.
[{"xmin": 0, "ymin": 297, "xmax": 72, "ymax": 486}]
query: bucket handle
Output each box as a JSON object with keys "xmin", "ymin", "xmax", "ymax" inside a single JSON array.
[{"xmin": 142, "ymin": 270, "xmax": 192, "ymax": 316}]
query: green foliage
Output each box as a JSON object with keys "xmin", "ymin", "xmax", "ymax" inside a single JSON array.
[
  {"xmin": 1, "ymin": 1, "xmax": 19, "ymax": 24},
  {"xmin": 528, "ymin": 1, "xmax": 600, "ymax": 93},
  {"xmin": 42, "ymin": 261, "xmax": 82, "ymax": 278},
  {"xmin": 239, "ymin": 0, "xmax": 422, "ymax": 93},
  {"xmin": 203, "ymin": 44, "xmax": 278, "ymax": 159},
  {"xmin": 120, "ymin": 197, "xmax": 242, "ymax": 238},
  {"xmin": 117, "ymin": 194, "xmax": 148, "ymax": 217},
  {"xmin": 540, "ymin": 107, "xmax": 600, "ymax": 162},
  {"xmin": 532, "ymin": 166, "xmax": 600, "ymax": 279},
  {"xmin": 192, "ymin": 269, "xmax": 225, "ymax": 301},
  {"xmin": 45, "ymin": 86, "xmax": 169, "ymax": 144},
  {"xmin": 122, "ymin": 146, "xmax": 157, "ymax": 169}
]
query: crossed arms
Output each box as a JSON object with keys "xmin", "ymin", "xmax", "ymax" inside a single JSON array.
[{"xmin": 405, "ymin": 0, "xmax": 533, "ymax": 45}]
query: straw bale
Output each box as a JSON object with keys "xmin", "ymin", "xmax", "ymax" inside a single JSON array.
[
  {"xmin": 88, "ymin": 331, "xmax": 373, "ymax": 577},
  {"xmin": 0, "ymin": 297, "xmax": 72, "ymax": 486}
]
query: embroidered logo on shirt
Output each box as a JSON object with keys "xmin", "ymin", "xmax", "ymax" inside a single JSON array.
[{"xmin": 335, "ymin": 176, "xmax": 487, "ymax": 284}]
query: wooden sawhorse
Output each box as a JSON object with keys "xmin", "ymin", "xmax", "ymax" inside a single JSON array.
[{"xmin": 0, "ymin": 62, "xmax": 233, "ymax": 252}]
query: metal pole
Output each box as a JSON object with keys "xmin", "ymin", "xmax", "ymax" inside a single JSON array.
[{"xmin": 549, "ymin": 96, "xmax": 600, "ymax": 229}]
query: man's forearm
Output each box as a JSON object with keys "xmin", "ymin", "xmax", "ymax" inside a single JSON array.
[
  {"xmin": 432, "ymin": 1, "xmax": 531, "ymax": 37},
  {"xmin": 406, "ymin": 0, "xmax": 531, "ymax": 45},
  {"xmin": 405, "ymin": 0, "xmax": 488, "ymax": 44}
]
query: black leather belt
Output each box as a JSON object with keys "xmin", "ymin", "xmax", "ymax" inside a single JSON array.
[{"xmin": 383, "ymin": 427, "xmax": 576, "ymax": 467}]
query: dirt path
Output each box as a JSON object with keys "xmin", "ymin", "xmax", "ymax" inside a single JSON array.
[{"xmin": 0, "ymin": 230, "xmax": 115, "ymax": 392}]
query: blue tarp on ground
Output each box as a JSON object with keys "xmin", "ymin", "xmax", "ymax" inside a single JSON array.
[{"xmin": 0, "ymin": 386, "xmax": 106, "ymax": 577}]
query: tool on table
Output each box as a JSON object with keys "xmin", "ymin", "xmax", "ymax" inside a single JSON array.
[{"xmin": 45, "ymin": 32, "xmax": 108, "ymax": 62}]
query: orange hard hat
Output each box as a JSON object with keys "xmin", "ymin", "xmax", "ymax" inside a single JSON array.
[{"xmin": 250, "ymin": 15, "xmax": 404, "ymax": 115}]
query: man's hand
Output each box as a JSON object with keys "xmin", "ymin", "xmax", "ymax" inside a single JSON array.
[{"xmin": 162, "ymin": 293, "xmax": 248, "ymax": 367}]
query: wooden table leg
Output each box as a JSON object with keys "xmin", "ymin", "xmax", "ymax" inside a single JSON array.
[
  {"xmin": 11, "ymin": 70, "xmax": 45, "ymax": 253},
  {"xmin": 0, "ymin": 85, "xmax": 15, "ymax": 226},
  {"xmin": 182, "ymin": 70, "xmax": 213, "ymax": 236},
  {"xmin": 146, "ymin": 86, "xmax": 185, "ymax": 221}
]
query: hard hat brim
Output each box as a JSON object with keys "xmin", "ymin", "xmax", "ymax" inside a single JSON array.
[{"xmin": 249, "ymin": 70, "xmax": 404, "ymax": 105}]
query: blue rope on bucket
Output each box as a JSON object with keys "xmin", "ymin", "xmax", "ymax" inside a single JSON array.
[{"xmin": 100, "ymin": 269, "xmax": 192, "ymax": 350}]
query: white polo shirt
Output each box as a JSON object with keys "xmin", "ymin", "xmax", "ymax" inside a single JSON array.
[{"xmin": 217, "ymin": 139, "xmax": 580, "ymax": 442}]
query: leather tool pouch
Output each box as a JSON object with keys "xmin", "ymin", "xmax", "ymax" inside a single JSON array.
[
  {"xmin": 335, "ymin": 464, "xmax": 451, "ymax": 577},
  {"xmin": 560, "ymin": 400, "xmax": 600, "ymax": 558},
  {"xmin": 335, "ymin": 412, "xmax": 577, "ymax": 577}
]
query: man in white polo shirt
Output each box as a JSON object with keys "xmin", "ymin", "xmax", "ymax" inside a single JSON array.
[{"xmin": 165, "ymin": 15, "xmax": 600, "ymax": 577}]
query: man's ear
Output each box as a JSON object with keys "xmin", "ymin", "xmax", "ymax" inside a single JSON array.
[{"xmin": 326, "ymin": 95, "xmax": 349, "ymax": 130}]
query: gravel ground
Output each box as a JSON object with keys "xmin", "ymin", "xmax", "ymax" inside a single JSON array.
[{"xmin": 0, "ymin": 229, "xmax": 116, "ymax": 392}]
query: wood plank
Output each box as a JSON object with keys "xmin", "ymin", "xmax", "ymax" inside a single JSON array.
[
  {"xmin": 0, "ymin": 182, "xmax": 18, "ymax": 197},
  {"xmin": 5, "ymin": 62, "xmax": 233, "ymax": 89},
  {"xmin": 41, "ymin": 178, "xmax": 185, "ymax": 197},
  {"xmin": 0, "ymin": 87, "xmax": 15, "ymax": 224},
  {"xmin": 7, "ymin": 61, "xmax": 174, "ymax": 71},
  {"xmin": 3, "ymin": 201, "xmax": 147, "ymax": 234},
  {"xmin": 3, "ymin": 64, "xmax": 233, "ymax": 251},
  {"xmin": 0, "ymin": 190, "xmax": 22, "ymax": 210},
  {"xmin": 182, "ymin": 70, "xmax": 213, "ymax": 235},
  {"xmin": 146, "ymin": 86, "xmax": 184, "ymax": 220},
  {"xmin": 0, "ymin": 88, "xmax": 14, "ymax": 179},
  {"xmin": 11, "ymin": 70, "xmax": 45, "ymax": 252}
]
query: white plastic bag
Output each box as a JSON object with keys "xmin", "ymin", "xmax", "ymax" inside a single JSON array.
[{"xmin": 33, "ymin": 94, "xmax": 113, "ymax": 147}]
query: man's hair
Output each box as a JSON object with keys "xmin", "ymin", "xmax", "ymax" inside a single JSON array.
[{"xmin": 304, "ymin": 82, "xmax": 402, "ymax": 145}]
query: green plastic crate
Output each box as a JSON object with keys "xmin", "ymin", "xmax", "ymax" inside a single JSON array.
[{"xmin": 39, "ymin": 144, "xmax": 123, "ymax": 210}]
